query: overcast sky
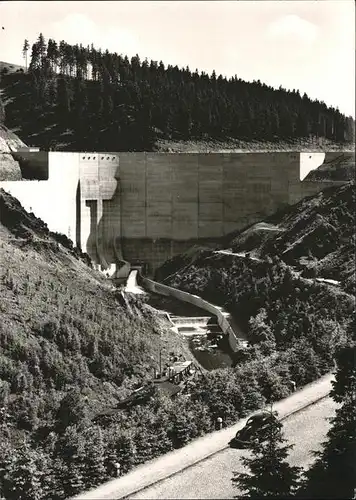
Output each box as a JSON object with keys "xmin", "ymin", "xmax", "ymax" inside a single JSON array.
[{"xmin": 0, "ymin": 0, "xmax": 354, "ymax": 117}]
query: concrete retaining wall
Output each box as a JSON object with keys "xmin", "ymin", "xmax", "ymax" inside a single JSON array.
[{"xmin": 137, "ymin": 273, "xmax": 243, "ymax": 352}]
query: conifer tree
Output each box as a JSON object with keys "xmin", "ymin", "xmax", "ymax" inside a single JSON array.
[
  {"xmin": 22, "ymin": 39, "xmax": 29, "ymax": 71},
  {"xmin": 232, "ymin": 410, "xmax": 301, "ymax": 498},
  {"xmin": 110, "ymin": 430, "xmax": 137, "ymax": 473},
  {"xmin": 5, "ymin": 34, "xmax": 355, "ymax": 150},
  {"xmin": 37, "ymin": 33, "xmax": 47, "ymax": 72},
  {"xmin": 249, "ymin": 308, "xmax": 274, "ymax": 344},
  {"xmin": 299, "ymin": 319, "xmax": 356, "ymax": 499},
  {"xmin": 330, "ymin": 346, "xmax": 356, "ymax": 404},
  {"xmin": 57, "ymin": 425, "xmax": 86, "ymax": 498},
  {"xmin": 68, "ymin": 426, "xmax": 107, "ymax": 490},
  {"xmin": 299, "ymin": 395, "xmax": 356, "ymax": 499},
  {"xmin": 47, "ymin": 39, "xmax": 59, "ymax": 73},
  {"xmin": 0, "ymin": 439, "xmax": 45, "ymax": 500},
  {"xmin": 58, "ymin": 41, "xmax": 67, "ymax": 74}
]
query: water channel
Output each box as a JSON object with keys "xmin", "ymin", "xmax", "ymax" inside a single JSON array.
[{"xmin": 145, "ymin": 293, "xmax": 234, "ymax": 370}]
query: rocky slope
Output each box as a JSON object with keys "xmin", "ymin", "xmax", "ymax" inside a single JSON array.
[
  {"xmin": 0, "ymin": 124, "xmax": 26, "ymax": 180},
  {"xmin": 1, "ymin": 61, "xmax": 28, "ymax": 180},
  {"xmin": 159, "ymin": 182, "xmax": 355, "ymax": 291},
  {"xmin": 306, "ymin": 152, "xmax": 355, "ymax": 181},
  {"xmin": 156, "ymin": 182, "xmax": 355, "ymax": 350}
]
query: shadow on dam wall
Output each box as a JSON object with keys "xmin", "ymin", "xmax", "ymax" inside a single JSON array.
[{"xmin": 84, "ymin": 169, "xmax": 223, "ymax": 276}]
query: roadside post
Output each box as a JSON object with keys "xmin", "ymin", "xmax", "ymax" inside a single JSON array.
[{"xmin": 216, "ymin": 416, "xmax": 223, "ymax": 430}]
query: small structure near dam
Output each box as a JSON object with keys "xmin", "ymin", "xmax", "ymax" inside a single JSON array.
[{"xmin": 0, "ymin": 150, "xmax": 351, "ymax": 276}]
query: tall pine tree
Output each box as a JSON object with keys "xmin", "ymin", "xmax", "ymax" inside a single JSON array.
[
  {"xmin": 22, "ymin": 39, "xmax": 29, "ymax": 71},
  {"xmin": 299, "ymin": 316, "xmax": 356, "ymax": 499}
]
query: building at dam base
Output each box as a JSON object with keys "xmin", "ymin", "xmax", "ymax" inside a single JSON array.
[{"xmin": 0, "ymin": 151, "xmax": 347, "ymax": 276}]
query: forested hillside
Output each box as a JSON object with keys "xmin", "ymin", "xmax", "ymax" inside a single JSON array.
[
  {"xmin": 0, "ymin": 188, "xmax": 192, "ymax": 499},
  {"xmin": 227, "ymin": 181, "xmax": 356, "ymax": 293},
  {"xmin": 158, "ymin": 182, "xmax": 356, "ymax": 329},
  {"xmin": 0, "ymin": 182, "xmax": 355, "ymax": 499},
  {"xmin": 0, "ymin": 33, "xmax": 354, "ymax": 151}
]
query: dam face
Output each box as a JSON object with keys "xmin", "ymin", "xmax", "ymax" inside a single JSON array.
[{"xmin": 0, "ymin": 151, "xmax": 348, "ymax": 275}]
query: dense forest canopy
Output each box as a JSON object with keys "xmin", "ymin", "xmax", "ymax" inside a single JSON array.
[{"xmin": 1, "ymin": 33, "xmax": 354, "ymax": 151}]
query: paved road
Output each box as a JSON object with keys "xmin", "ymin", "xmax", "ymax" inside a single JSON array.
[
  {"xmin": 72, "ymin": 374, "xmax": 333, "ymax": 500},
  {"xmin": 214, "ymin": 250, "xmax": 261, "ymax": 261},
  {"xmin": 129, "ymin": 397, "xmax": 336, "ymax": 500}
]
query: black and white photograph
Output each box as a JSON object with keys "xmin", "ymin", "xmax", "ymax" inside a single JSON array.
[{"xmin": 0, "ymin": 1, "xmax": 355, "ymax": 499}]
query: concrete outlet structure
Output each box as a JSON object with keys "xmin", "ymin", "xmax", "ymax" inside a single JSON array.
[{"xmin": 0, "ymin": 151, "xmax": 349, "ymax": 276}]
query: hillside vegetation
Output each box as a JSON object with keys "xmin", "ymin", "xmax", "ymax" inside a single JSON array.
[
  {"xmin": 158, "ymin": 182, "xmax": 355, "ymax": 329},
  {"xmin": 1, "ymin": 182, "xmax": 355, "ymax": 499},
  {"xmin": 0, "ymin": 188, "xmax": 197, "ymax": 499},
  {"xmin": 0, "ymin": 33, "xmax": 354, "ymax": 152},
  {"xmin": 228, "ymin": 182, "xmax": 356, "ymax": 291},
  {"xmin": 305, "ymin": 152, "xmax": 355, "ymax": 182}
]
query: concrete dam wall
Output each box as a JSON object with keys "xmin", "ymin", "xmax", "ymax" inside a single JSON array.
[{"xmin": 0, "ymin": 151, "xmax": 348, "ymax": 275}]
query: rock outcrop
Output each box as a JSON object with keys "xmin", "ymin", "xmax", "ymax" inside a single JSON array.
[{"xmin": 0, "ymin": 123, "xmax": 27, "ymax": 180}]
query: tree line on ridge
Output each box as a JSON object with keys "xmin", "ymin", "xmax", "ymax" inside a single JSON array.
[{"xmin": 1, "ymin": 33, "xmax": 354, "ymax": 151}]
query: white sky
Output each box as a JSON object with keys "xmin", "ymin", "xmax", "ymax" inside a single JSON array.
[{"xmin": 0, "ymin": 0, "xmax": 355, "ymax": 117}]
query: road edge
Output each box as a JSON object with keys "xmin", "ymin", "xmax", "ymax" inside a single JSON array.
[
  {"xmin": 72, "ymin": 374, "xmax": 333, "ymax": 500},
  {"xmin": 121, "ymin": 393, "xmax": 330, "ymax": 499}
]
